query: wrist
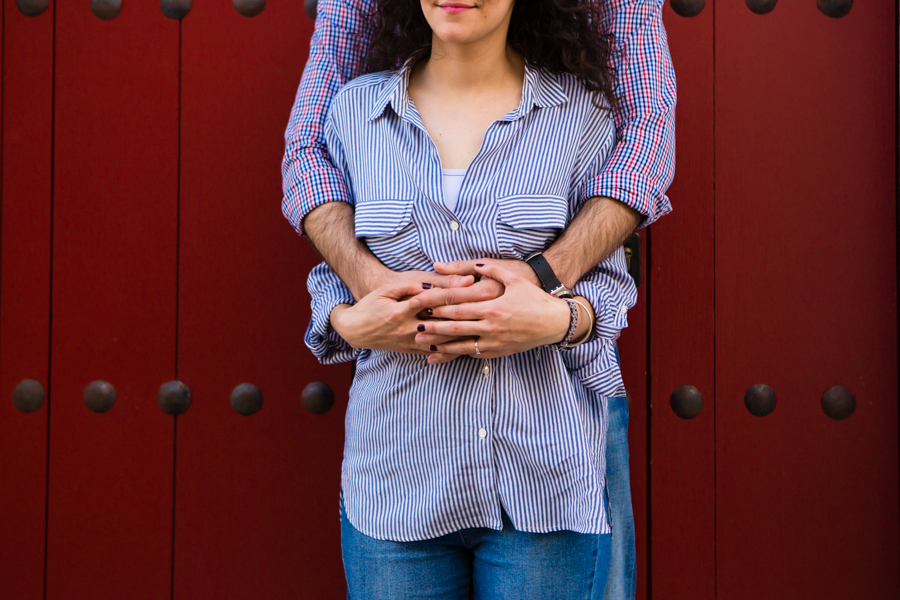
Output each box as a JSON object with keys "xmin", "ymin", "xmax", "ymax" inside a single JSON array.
[
  {"xmin": 549, "ymin": 296, "xmax": 573, "ymax": 345},
  {"xmin": 330, "ymin": 304, "xmax": 354, "ymax": 339},
  {"xmin": 354, "ymin": 261, "xmax": 391, "ymax": 301},
  {"xmin": 541, "ymin": 248, "xmax": 576, "ymax": 290}
]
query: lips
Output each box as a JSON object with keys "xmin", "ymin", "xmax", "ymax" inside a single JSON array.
[{"xmin": 439, "ymin": 2, "xmax": 473, "ymax": 13}]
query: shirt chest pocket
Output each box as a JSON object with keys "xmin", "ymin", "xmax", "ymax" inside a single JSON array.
[
  {"xmin": 355, "ymin": 198, "xmax": 433, "ymax": 272},
  {"xmin": 495, "ymin": 194, "xmax": 570, "ymax": 259}
]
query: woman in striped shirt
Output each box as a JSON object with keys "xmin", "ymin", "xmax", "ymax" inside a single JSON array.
[{"xmin": 305, "ymin": 0, "xmax": 636, "ymax": 597}]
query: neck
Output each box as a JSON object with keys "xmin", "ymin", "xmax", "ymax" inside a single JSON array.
[{"xmin": 416, "ymin": 36, "xmax": 523, "ymax": 95}]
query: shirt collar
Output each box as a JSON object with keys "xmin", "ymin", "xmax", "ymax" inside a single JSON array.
[{"xmin": 367, "ymin": 60, "xmax": 569, "ymax": 122}]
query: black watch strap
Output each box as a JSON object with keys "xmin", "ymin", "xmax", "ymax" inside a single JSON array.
[{"xmin": 524, "ymin": 252, "xmax": 573, "ymax": 298}]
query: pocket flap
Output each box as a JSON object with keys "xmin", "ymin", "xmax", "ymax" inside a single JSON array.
[
  {"xmin": 355, "ymin": 199, "xmax": 415, "ymax": 237},
  {"xmin": 496, "ymin": 194, "xmax": 569, "ymax": 230}
]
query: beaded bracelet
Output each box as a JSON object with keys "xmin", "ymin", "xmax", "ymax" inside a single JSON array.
[{"xmin": 557, "ymin": 299, "xmax": 579, "ymax": 348}]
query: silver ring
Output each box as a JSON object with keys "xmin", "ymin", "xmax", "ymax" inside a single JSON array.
[{"xmin": 474, "ymin": 340, "xmax": 481, "ymax": 356}]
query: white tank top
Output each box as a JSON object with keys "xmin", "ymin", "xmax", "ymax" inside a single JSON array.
[{"xmin": 441, "ymin": 169, "xmax": 467, "ymax": 212}]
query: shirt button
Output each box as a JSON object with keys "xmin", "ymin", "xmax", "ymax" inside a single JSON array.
[
  {"xmin": 449, "ymin": 221, "xmax": 460, "ymax": 231},
  {"xmin": 482, "ymin": 365, "xmax": 490, "ymax": 376},
  {"xmin": 478, "ymin": 428, "xmax": 487, "ymax": 439},
  {"xmin": 621, "ymin": 304, "xmax": 627, "ymax": 314}
]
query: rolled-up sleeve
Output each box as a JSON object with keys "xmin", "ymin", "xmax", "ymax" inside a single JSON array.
[
  {"xmin": 281, "ymin": 0, "xmax": 373, "ymax": 235},
  {"xmin": 305, "ymin": 262, "xmax": 361, "ymax": 364},
  {"xmin": 558, "ymin": 259, "xmax": 636, "ymax": 397},
  {"xmin": 585, "ymin": 0, "xmax": 677, "ymax": 228}
]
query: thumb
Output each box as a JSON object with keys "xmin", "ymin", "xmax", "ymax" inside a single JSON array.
[{"xmin": 378, "ymin": 280, "xmax": 429, "ymax": 300}]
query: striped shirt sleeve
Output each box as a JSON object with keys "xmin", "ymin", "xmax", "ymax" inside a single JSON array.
[
  {"xmin": 305, "ymin": 262, "xmax": 360, "ymax": 365},
  {"xmin": 588, "ymin": 0, "xmax": 677, "ymax": 228}
]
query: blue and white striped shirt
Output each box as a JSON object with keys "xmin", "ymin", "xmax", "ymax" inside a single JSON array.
[{"xmin": 306, "ymin": 63, "xmax": 637, "ymax": 541}]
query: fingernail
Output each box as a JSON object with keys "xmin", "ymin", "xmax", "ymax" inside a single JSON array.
[
  {"xmin": 426, "ymin": 308, "xmax": 433, "ymax": 316},
  {"xmin": 430, "ymin": 345, "xmax": 437, "ymax": 352},
  {"xmin": 475, "ymin": 263, "xmax": 484, "ymax": 267},
  {"xmin": 417, "ymin": 324, "xmax": 425, "ymax": 332},
  {"xmin": 422, "ymin": 282, "xmax": 432, "ymax": 289}
]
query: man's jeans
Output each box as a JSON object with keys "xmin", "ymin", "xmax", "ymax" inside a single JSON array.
[
  {"xmin": 599, "ymin": 343, "xmax": 636, "ymax": 600},
  {"xmin": 599, "ymin": 392, "xmax": 636, "ymax": 600},
  {"xmin": 342, "ymin": 501, "xmax": 611, "ymax": 599}
]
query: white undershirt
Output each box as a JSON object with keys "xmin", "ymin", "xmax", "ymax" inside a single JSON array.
[{"xmin": 441, "ymin": 169, "xmax": 467, "ymax": 212}]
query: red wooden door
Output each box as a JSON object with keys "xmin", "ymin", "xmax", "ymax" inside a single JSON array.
[
  {"xmin": 652, "ymin": 1, "xmax": 898, "ymax": 598},
  {"xmin": 46, "ymin": 3, "xmax": 179, "ymax": 598},
  {"xmin": 651, "ymin": 4, "xmax": 716, "ymax": 598},
  {"xmin": 0, "ymin": 2, "xmax": 53, "ymax": 597},
  {"xmin": 175, "ymin": 4, "xmax": 351, "ymax": 599},
  {"xmin": 714, "ymin": 1, "xmax": 898, "ymax": 597}
]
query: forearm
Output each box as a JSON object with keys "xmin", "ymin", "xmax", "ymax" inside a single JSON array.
[
  {"xmin": 304, "ymin": 202, "xmax": 389, "ymax": 301},
  {"xmin": 543, "ymin": 196, "xmax": 642, "ymax": 289}
]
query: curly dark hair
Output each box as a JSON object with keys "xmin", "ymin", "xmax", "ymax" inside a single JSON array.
[{"xmin": 365, "ymin": 0, "xmax": 618, "ymax": 110}]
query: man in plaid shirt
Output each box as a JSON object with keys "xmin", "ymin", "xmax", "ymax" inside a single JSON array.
[{"xmin": 282, "ymin": 1, "xmax": 676, "ymax": 598}]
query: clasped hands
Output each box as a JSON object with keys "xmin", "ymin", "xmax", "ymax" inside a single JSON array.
[{"xmin": 330, "ymin": 259, "xmax": 593, "ymax": 364}]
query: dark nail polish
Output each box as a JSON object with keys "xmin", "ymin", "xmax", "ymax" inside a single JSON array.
[
  {"xmin": 426, "ymin": 308, "xmax": 433, "ymax": 316},
  {"xmin": 422, "ymin": 282, "xmax": 433, "ymax": 289},
  {"xmin": 475, "ymin": 263, "xmax": 484, "ymax": 267},
  {"xmin": 417, "ymin": 324, "xmax": 425, "ymax": 332},
  {"xmin": 430, "ymin": 345, "xmax": 437, "ymax": 352}
]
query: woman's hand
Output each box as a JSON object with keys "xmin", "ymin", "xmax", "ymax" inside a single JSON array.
[
  {"xmin": 331, "ymin": 278, "xmax": 473, "ymax": 354},
  {"xmin": 410, "ymin": 260, "xmax": 590, "ymax": 362}
]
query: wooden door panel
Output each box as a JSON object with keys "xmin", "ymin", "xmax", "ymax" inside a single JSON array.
[
  {"xmin": 617, "ymin": 245, "xmax": 649, "ymax": 600},
  {"xmin": 176, "ymin": 5, "xmax": 352, "ymax": 598},
  {"xmin": 715, "ymin": 2, "xmax": 898, "ymax": 597},
  {"xmin": 650, "ymin": 6, "xmax": 716, "ymax": 599},
  {"xmin": 0, "ymin": 3, "xmax": 53, "ymax": 597},
  {"xmin": 47, "ymin": 4, "xmax": 179, "ymax": 598}
]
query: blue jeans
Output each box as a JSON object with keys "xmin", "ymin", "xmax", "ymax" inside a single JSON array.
[
  {"xmin": 598, "ymin": 344, "xmax": 637, "ymax": 600},
  {"xmin": 599, "ymin": 392, "xmax": 636, "ymax": 600},
  {"xmin": 342, "ymin": 501, "xmax": 611, "ymax": 599}
]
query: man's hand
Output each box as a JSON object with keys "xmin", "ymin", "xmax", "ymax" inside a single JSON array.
[
  {"xmin": 304, "ymin": 202, "xmax": 477, "ymax": 300},
  {"xmin": 331, "ymin": 278, "xmax": 474, "ymax": 354},
  {"xmin": 409, "ymin": 260, "xmax": 577, "ymax": 364},
  {"xmin": 433, "ymin": 258, "xmax": 540, "ymax": 287}
]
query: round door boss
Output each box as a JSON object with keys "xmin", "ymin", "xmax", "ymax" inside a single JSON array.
[
  {"xmin": 302, "ymin": 382, "xmax": 334, "ymax": 415},
  {"xmin": 91, "ymin": 0, "xmax": 121, "ymax": 20},
  {"xmin": 817, "ymin": 0, "xmax": 852, "ymax": 18},
  {"xmin": 231, "ymin": 383, "xmax": 263, "ymax": 416},
  {"xmin": 84, "ymin": 380, "xmax": 117, "ymax": 413},
  {"xmin": 744, "ymin": 384, "xmax": 776, "ymax": 417},
  {"xmin": 821, "ymin": 385, "xmax": 855, "ymax": 420},
  {"xmin": 305, "ymin": 0, "xmax": 317, "ymax": 19},
  {"xmin": 16, "ymin": 0, "xmax": 48, "ymax": 17},
  {"xmin": 234, "ymin": 0, "xmax": 265, "ymax": 17},
  {"xmin": 669, "ymin": 0, "xmax": 705, "ymax": 18},
  {"xmin": 161, "ymin": 0, "xmax": 191, "ymax": 19},
  {"xmin": 158, "ymin": 381, "xmax": 192, "ymax": 415},
  {"xmin": 745, "ymin": 0, "xmax": 777, "ymax": 14},
  {"xmin": 12, "ymin": 379, "xmax": 46, "ymax": 413},
  {"xmin": 669, "ymin": 385, "xmax": 703, "ymax": 420}
]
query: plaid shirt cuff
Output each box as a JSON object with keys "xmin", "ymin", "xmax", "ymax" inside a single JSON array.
[{"xmin": 582, "ymin": 171, "xmax": 674, "ymax": 229}]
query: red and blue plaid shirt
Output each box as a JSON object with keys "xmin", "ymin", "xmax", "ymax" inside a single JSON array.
[{"xmin": 282, "ymin": 0, "xmax": 676, "ymax": 235}]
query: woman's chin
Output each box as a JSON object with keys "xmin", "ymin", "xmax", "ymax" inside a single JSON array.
[{"xmin": 432, "ymin": 28, "xmax": 488, "ymax": 48}]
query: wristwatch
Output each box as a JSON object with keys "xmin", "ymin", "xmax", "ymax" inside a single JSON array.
[{"xmin": 524, "ymin": 252, "xmax": 573, "ymax": 299}]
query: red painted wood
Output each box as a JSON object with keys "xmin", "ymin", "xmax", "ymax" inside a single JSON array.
[
  {"xmin": 47, "ymin": 4, "xmax": 179, "ymax": 599},
  {"xmin": 176, "ymin": 5, "xmax": 352, "ymax": 598},
  {"xmin": 649, "ymin": 6, "xmax": 716, "ymax": 599},
  {"xmin": 0, "ymin": 3, "xmax": 53, "ymax": 597},
  {"xmin": 617, "ymin": 236, "xmax": 648, "ymax": 600},
  {"xmin": 715, "ymin": 2, "xmax": 899, "ymax": 598}
]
